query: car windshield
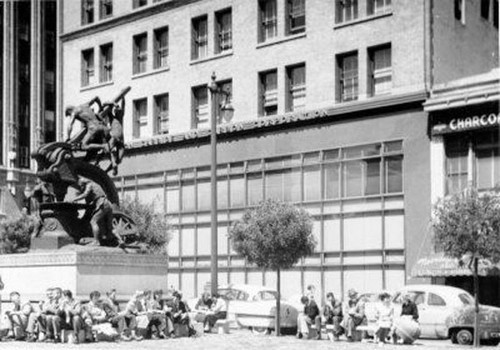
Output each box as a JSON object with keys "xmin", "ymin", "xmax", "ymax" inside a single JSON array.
[
  {"xmin": 218, "ymin": 289, "xmax": 249, "ymax": 301},
  {"xmin": 253, "ymin": 291, "xmax": 278, "ymax": 301},
  {"xmin": 458, "ymin": 293, "xmax": 475, "ymax": 306}
]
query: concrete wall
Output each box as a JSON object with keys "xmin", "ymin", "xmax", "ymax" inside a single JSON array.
[{"xmin": 432, "ymin": 0, "xmax": 499, "ymax": 84}]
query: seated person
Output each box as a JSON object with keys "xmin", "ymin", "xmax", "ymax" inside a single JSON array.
[
  {"xmin": 171, "ymin": 291, "xmax": 195, "ymax": 337},
  {"xmin": 341, "ymin": 289, "xmax": 367, "ymax": 342},
  {"xmin": 297, "ymin": 295, "xmax": 321, "ymax": 340},
  {"xmin": 322, "ymin": 292, "xmax": 343, "ymax": 341},
  {"xmin": 374, "ymin": 292, "xmax": 394, "ymax": 344},
  {"xmin": 86, "ymin": 290, "xmax": 131, "ymax": 342},
  {"xmin": 37, "ymin": 287, "xmax": 63, "ymax": 343},
  {"xmin": 393, "ymin": 292, "xmax": 421, "ymax": 344},
  {"xmin": 142, "ymin": 290, "xmax": 167, "ymax": 339},
  {"xmin": 203, "ymin": 293, "xmax": 227, "ymax": 333},
  {"xmin": 122, "ymin": 291, "xmax": 145, "ymax": 341},
  {"xmin": 195, "ymin": 292, "xmax": 213, "ymax": 312},
  {"xmin": 26, "ymin": 288, "xmax": 53, "ymax": 342},
  {"xmin": 4, "ymin": 291, "xmax": 33, "ymax": 340},
  {"xmin": 61, "ymin": 290, "xmax": 85, "ymax": 344}
]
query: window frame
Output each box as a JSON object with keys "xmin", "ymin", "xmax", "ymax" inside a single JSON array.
[
  {"xmin": 81, "ymin": 48, "xmax": 95, "ymax": 87},
  {"xmin": 337, "ymin": 51, "xmax": 359, "ymax": 103},
  {"xmin": 192, "ymin": 15, "xmax": 209, "ymax": 60},
  {"xmin": 286, "ymin": 63, "xmax": 306, "ymax": 112},
  {"xmin": 82, "ymin": 0, "xmax": 94, "ymax": 25},
  {"xmin": 192, "ymin": 85, "xmax": 209, "ymax": 129},
  {"xmin": 368, "ymin": 43, "xmax": 392, "ymax": 96},
  {"xmin": 259, "ymin": 69, "xmax": 278, "ymax": 116},
  {"xmin": 133, "ymin": 32, "xmax": 148, "ymax": 75},
  {"xmin": 336, "ymin": 0, "xmax": 358, "ymax": 23},
  {"xmin": 287, "ymin": 0, "xmax": 306, "ymax": 35},
  {"xmin": 99, "ymin": 0, "xmax": 113, "ymax": 19},
  {"xmin": 153, "ymin": 26, "xmax": 169, "ymax": 69},
  {"xmin": 99, "ymin": 43, "xmax": 113, "ymax": 83},
  {"xmin": 154, "ymin": 93, "xmax": 169, "ymax": 135},
  {"xmin": 133, "ymin": 98, "xmax": 148, "ymax": 139},
  {"xmin": 215, "ymin": 8, "xmax": 233, "ymax": 54},
  {"xmin": 259, "ymin": 0, "xmax": 278, "ymax": 43},
  {"xmin": 133, "ymin": 0, "xmax": 148, "ymax": 9}
]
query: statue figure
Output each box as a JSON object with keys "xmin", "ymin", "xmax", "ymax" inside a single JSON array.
[
  {"xmin": 72, "ymin": 177, "xmax": 124, "ymax": 248},
  {"xmin": 30, "ymin": 87, "xmax": 137, "ymax": 250}
]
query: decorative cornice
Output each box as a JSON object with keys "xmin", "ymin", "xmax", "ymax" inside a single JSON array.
[
  {"xmin": 125, "ymin": 91, "xmax": 427, "ymax": 151},
  {"xmin": 0, "ymin": 251, "xmax": 168, "ymax": 268},
  {"xmin": 60, "ymin": 0, "xmax": 202, "ymax": 43}
]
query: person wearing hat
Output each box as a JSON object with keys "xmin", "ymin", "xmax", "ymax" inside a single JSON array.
[{"xmin": 341, "ymin": 288, "xmax": 367, "ymax": 341}]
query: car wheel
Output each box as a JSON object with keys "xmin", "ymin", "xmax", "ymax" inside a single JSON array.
[
  {"xmin": 251, "ymin": 327, "xmax": 271, "ymax": 335},
  {"xmin": 456, "ymin": 329, "xmax": 473, "ymax": 345},
  {"xmin": 482, "ymin": 339, "xmax": 500, "ymax": 346},
  {"xmin": 450, "ymin": 331, "xmax": 458, "ymax": 344}
]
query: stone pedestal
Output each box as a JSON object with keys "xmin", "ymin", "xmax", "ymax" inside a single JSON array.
[{"xmin": 0, "ymin": 245, "xmax": 168, "ymax": 301}]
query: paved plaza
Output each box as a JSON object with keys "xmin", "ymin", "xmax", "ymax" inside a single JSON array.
[{"xmin": 0, "ymin": 330, "xmax": 482, "ymax": 350}]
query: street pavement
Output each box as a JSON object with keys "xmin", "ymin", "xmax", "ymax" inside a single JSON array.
[{"xmin": 0, "ymin": 329, "xmax": 488, "ymax": 350}]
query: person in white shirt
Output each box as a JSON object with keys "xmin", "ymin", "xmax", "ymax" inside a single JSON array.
[
  {"xmin": 203, "ymin": 293, "xmax": 227, "ymax": 332},
  {"xmin": 374, "ymin": 292, "xmax": 394, "ymax": 345}
]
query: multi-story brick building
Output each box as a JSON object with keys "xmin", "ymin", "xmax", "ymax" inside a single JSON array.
[
  {"xmin": 59, "ymin": 0, "xmax": 498, "ymax": 299},
  {"xmin": 0, "ymin": 0, "xmax": 58, "ymax": 215}
]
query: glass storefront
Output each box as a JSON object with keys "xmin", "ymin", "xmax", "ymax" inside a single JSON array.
[{"xmin": 116, "ymin": 140, "xmax": 406, "ymax": 298}]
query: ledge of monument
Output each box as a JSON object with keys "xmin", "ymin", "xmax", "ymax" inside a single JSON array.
[{"xmin": 58, "ymin": 244, "xmax": 135, "ymax": 254}]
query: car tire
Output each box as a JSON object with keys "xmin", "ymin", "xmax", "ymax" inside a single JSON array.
[
  {"xmin": 450, "ymin": 331, "xmax": 458, "ymax": 344},
  {"xmin": 456, "ymin": 329, "xmax": 474, "ymax": 345},
  {"xmin": 482, "ymin": 339, "xmax": 500, "ymax": 346},
  {"xmin": 251, "ymin": 327, "xmax": 271, "ymax": 335}
]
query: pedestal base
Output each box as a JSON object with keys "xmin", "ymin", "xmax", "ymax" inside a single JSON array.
[{"xmin": 0, "ymin": 245, "xmax": 168, "ymax": 301}]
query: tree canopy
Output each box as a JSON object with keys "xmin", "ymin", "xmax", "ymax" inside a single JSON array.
[
  {"xmin": 432, "ymin": 188, "xmax": 500, "ymax": 264},
  {"xmin": 229, "ymin": 199, "xmax": 316, "ymax": 270}
]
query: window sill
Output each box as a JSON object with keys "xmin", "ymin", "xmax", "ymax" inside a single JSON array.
[
  {"xmin": 80, "ymin": 80, "xmax": 114, "ymax": 92},
  {"xmin": 256, "ymin": 32, "xmax": 306, "ymax": 49},
  {"xmin": 131, "ymin": 66, "xmax": 170, "ymax": 80},
  {"xmin": 190, "ymin": 51, "xmax": 233, "ymax": 66},
  {"xmin": 333, "ymin": 11, "xmax": 393, "ymax": 29}
]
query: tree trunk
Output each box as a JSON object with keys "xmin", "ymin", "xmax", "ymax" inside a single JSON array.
[
  {"xmin": 276, "ymin": 268, "xmax": 281, "ymax": 336},
  {"xmin": 473, "ymin": 257, "xmax": 480, "ymax": 348}
]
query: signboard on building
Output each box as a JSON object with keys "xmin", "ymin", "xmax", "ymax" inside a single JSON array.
[{"xmin": 432, "ymin": 112, "xmax": 500, "ymax": 135}]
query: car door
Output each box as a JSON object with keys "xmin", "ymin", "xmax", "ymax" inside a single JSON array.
[
  {"xmin": 425, "ymin": 292, "xmax": 450, "ymax": 338},
  {"xmin": 407, "ymin": 291, "xmax": 435, "ymax": 338}
]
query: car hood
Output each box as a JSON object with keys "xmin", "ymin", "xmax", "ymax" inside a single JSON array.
[{"xmin": 445, "ymin": 305, "xmax": 500, "ymax": 327}]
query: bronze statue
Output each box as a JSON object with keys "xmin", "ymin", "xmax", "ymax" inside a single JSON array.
[{"xmin": 30, "ymin": 87, "xmax": 138, "ymax": 249}]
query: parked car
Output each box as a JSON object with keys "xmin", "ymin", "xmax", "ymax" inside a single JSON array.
[
  {"xmin": 188, "ymin": 284, "xmax": 299, "ymax": 334},
  {"xmin": 364, "ymin": 285, "xmax": 500, "ymax": 346}
]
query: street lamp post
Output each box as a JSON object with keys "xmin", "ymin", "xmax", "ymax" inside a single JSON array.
[{"xmin": 208, "ymin": 72, "xmax": 234, "ymax": 296}]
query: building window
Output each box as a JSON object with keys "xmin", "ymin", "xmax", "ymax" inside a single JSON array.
[
  {"xmin": 82, "ymin": 0, "xmax": 94, "ymax": 25},
  {"xmin": 287, "ymin": 0, "xmax": 306, "ymax": 35},
  {"xmin": 154, "ymin": 27, "xmax": 169, "ymax": 69},
  {"xmin": 455, "ymin": 0, "xmax": 465, "ymax": 23},
  {"xmin": 217, "ymin": 80, "xmax": 232, "ymax": 122},
  {"xmin": 445, "ymin": 132, "xmax": 500, "ymax": 194},
  {"xmin": 154, "ymin": 93, "xmax": 169, "ymax": 134},
  {"xmin": 81, "ymin": 48, "xmax": 95, "ymax": 87},
  {"xmin": 192, "ymin": 85, "xmax": 209, "ymax": 129},
  {"xmin": 192, "ymin": 16, "xmax": 208, "ymax": 60},
  {"xmin": 215, "ymin": 8, "xmax": 232, "ymax": 54},
  {"xmin": 286, "ymin": 64, "xmax": 306, "ymax": 112},
  {"xmin": 259, "ymin": 70, "xmax": 278, "ymax": 116},
  {"xmin": 99, "ymin": 0, "xmax": 112, "ymax": 19},
  {"xmin": 133, "ymin": 33, "xmax": 147, "ymax": 74},
  {"xmin": 367, "ymin": 0, "xmax": 391, "ymax": 15},
  {"xmin": 100, "ymin": 43, "xmax": 113, "ymax": 83},
  {"xmin": 369, "ymin": 44, "xmax": 392, "ymax": 96},
  {"xmin": 133, "ymin": 0, "xmax": 147, "ymax": 9},
  {"xmin": 259, "ymin": 0, "xmax": 278, "ymax": 42},
  {"xmin": 337, "ymin": 52, "xmax": 358, "ymax": 102},
  {"xmin": 133, "ymin": 98, "xmax": 148, "ymax": 138},
  {"xmin": 336, "ymin": 0, "xmax": 358, "ymax": 23}
]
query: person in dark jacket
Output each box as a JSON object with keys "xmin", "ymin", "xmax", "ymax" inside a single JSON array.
[
  {"xmin": 297, "ymin": 295, "xmax": 321, "ymax": 340},
  {"xmin": 401, "ymin": 293, "xmax": 419, "ymax": 321},
  {"xmin": 323, "ymin": 292, "xmax": 343, "ymax": 340}
]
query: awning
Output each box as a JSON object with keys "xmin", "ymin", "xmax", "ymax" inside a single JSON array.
[{"xmin": 412, "ymin": 253, "xmax": 500, "ymax": 278}]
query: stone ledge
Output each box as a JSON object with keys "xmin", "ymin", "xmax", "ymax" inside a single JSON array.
[{"xmin": 0, "ymin": 247, "xmax": 168, "ymax": 268}]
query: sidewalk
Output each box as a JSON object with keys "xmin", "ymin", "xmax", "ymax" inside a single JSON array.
[{"xmin": 0, "ymin": 330, "xmax": 478, "ymax": 350}]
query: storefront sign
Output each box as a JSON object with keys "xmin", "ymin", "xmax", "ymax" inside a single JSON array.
[{"xmin": 432, "ymin": 112, "xmax": 500, "ymax": 135}]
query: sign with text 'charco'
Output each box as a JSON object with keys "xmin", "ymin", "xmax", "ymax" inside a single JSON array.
[{"xmin": 432, "ymin": 112, "xmax": 500, "ymax": 135}]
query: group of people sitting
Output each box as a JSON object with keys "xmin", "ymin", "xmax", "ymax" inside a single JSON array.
[
  {"xmin": 296, "ymin": 286, "xmax": 420, "ymax": 344},
  {"xmin": 0, "ymin": 287, "xmax": 197, "ymax": 343}
]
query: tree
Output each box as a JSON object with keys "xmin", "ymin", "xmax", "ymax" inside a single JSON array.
[
  {"xmin": 432, "ymin": 188, "xmax": 500, "ymax": 347},
  {"xmin": 0, "ymin": 214, "xmax": 36, "ymax": 254},
  {"xmin": 120, "ymin": 197, "xmax": 171, "ymax": 254},
  {"xmin": 229, "ymin": 199, "xmax": 316, "ymax": 336}
]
